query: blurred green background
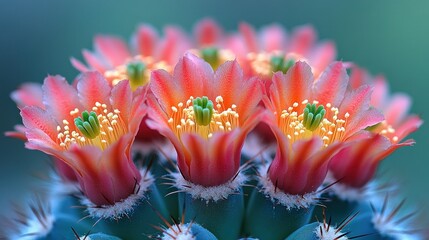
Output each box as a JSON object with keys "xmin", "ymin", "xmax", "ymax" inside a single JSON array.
[{"xmin": 1, "ymin": 0, "xmax": 428, "ymax": 218}]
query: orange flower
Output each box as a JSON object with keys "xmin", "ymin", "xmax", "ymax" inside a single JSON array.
[
  {"xmin": 263, "ymin": 61, "xmax": 384, "ymax": 194},
  {"xmin": 329, "ymin": 66, "xmax": 423, "ymax": 188},
  {"xmin": 147, "ymin": 53, "xmax": 263, "ymax": 186},
  {"xmin": 71, "ymin": 26, "xmax": 190, "ymax": 90},
  {"xmin": 19, "ymin": 72, "xmax": 146, "ymax": 205},
  {"xmin": 228, "ymin": 22, "xmax": 336, "ymax": 82}
]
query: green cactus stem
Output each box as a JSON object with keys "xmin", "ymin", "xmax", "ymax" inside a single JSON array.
[
  {"xmin": 133, "ymin": 150, "xmax": 179, "ymax": 220},
  {"xmin": 159, "ymin": 223, "xmax": 218, "ymax": 240},
  {"xmin": 95, "ymin": 182, "xmax": 168, "ymax": 239},
  {"xmin": 178, "ymin": 190, "xmax": 244, "ymax": 240},
  {"xmin": 311, "ymin": 194, "xmax": 371, "ymax": 225},
  {"xmin": 285, "ymin": 222, "xmax": 321, "ymax": 240},
  {"xmin": 244, "ymin": 189, "xmax": 314, "ymax": 239},
  {"xmin": 37, "ymin": 214, "xmax": 92, "ymax": 240},
  {"xmin": 80, "ymin": 233, "xmax": 122, "ymax": 240}
]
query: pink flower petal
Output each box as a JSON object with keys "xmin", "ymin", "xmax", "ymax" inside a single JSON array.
[
  {"xmin": 135, "ymin": 24, "xmax": 159, "ymax": 57},
  {"xmin": 349, "ymin": 66, "xmax": 369, "ymax": 90},
  {"xmin": 339, "ymin": 85, "xmax": 372, "ymax": 120},
  {"xmin": 94, "ymin": 35, "xmax": 131, "ymax": 67},
  {"xmin": 150, "ymin": 69, "xmax": 181, "ymax": 115},
  {"xmin": 11, "ymin": 83, "xmax": 44, "ymax": 109},
  {"xmin": 54, "ymin": 157, "xmax": 78, "ymax": 182},
  {"xmin": 270, "ymin": 61, "xmax": 313, "ymax": 112},
  {"xmin": 157, "ymin": 26, "xmax": 189, "ymax": 64},
  {"xmin": 42, "ymin": 75, "xmax": 83, "ymax": 124},
  {"xmin": 77, "ymin": 71, "xmax": 111, "ymax": 109},
  {"xmin": 173, "ymin": 53, "xmax": 214, "ymax": 99},
  {"xmin": 194, "ymin": 18, "xmax": 222, "ymax": 47},
  {"xmin": 313, "ymin": 61, "xmax": 348, "ymax": 107},
  {"xmin": 214, "ymin": 60, "xmax": 244, "ymax": 107},
  {"xmin": 370, "ymin": 76, "xmax": 388, "ymax": 108},
  {"xmin": 309, "ymin": 41, "xmax": 336, "ymax": 77},
  {"xmin": 288, "ymin": 25, "xmax": 316, "ymax": 55},
  {"xmin": 128, "ymin": 86, "xmax": 148, "ymax": 134},
  {"xmin": 236, "ymin": 77, "xmax": 264, "ymax": 121},
  {"xmin": 70, "ymin": 57, "xmax": 90, "ymax": 72},
  {"xmin": 239, "ymin": 22, "xmax": 259, "ymax": 53},
  {"xmin": 180, "ymin": 132, "xmax": 238, "ymax": 187},
  {"xmin": 110, "ymin": 80, "xmax": 132, "ymax": 124},
  {"xmin": 4, "ymin": 125, "xmax": 27, "ymax": 141},
  {"xmin": 394, "ymin": 115, "xmax": 423, "ymax": 141},
  {"xmin": 260, "ymin": 24, "xmax": 287, "ymax": 52},
  {"xmin": 383, "ymin": 93, "xmax": 412, "ymax": 126},
  {"xmin": 24, "ymin": 129, "xmax": 62, "ymax": 153},
  {"xmin": 345, "ymin": 108, "xmax": 384, "ymax": 140},
  {"xmin": 330, "ymin": 134, "xmax": 391, "ymax": 188},
  {"xmin": 82, "ymin": 49, "xmax": 109, "ymax": 72},
  {"xmin": 21, "ymin": 106, "xmax": 57, "ymax": 140},
  {"xmin": 101, "ymin": 133, "xmax": 141, "ymax": 195}
]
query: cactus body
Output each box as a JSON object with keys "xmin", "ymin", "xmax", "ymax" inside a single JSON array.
[{"xmin": 244, "ymin": 189, "xmax": 314, "ymax": 239}]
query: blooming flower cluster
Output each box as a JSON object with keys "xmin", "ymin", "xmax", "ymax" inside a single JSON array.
[{"xmin": 4, "ymin": 19, "xmax": 424, "ymax": 240}]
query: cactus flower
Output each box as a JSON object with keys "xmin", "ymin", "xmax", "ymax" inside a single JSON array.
[
  {"xmin": 71, "ymin": 26, "xmax": 189, "ymax": 144},
  {"xmin": 147, "ymin": 53, "xmax": 263, "ymax": 187},
  {"xmin": 329, "ymin": 67, "xmax": 423, "ymax": 188},
  {"xmin": 71, "ymin": 26, "xmax": 190, "ymax": 91},
  {"xmin": 7, "ymin": 83, "xmax": 79, "ymax": 182},
  {"xmin": 228, "ymin": 23, "xmax": 336, "ymax": 82},
  {"xmin": 6, "ymin": 83, "xmax": 44, "ymax": 141},
  {"xmin": 19, "ymin": 72, "xmax": 146, "ymax": 206},
  {"xmin": 263, "ymin": 61, "xmax": 384, "ymax": 195}
]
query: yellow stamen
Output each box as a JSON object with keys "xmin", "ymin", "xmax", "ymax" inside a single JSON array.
[
  {"xmin": 167, "ymin": 96, "xmax": 239, "ymax": 139},
  {"xmin": 103, "ymin": 55, "xmax": 172, "ymax": 89},
  {"xmin": 57, "ymin": 102, "xmax": 125, "ymax": 150},
  {"xmin": 277, "ymin": 100, "xmax": 349, "ymax": 147}
]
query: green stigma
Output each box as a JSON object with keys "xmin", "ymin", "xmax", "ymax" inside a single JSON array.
[
  {"xmin": 74, "ymin": 111, "xmax": 100, "ymax": 139},
  {"xmin": 201, "ymin": 47, "xmax": 219, "ymax": 69},
  {"xmin": 127, "ymin": 61, "xmax": 147, "ymax": 91},
  {"xmin": 271, "ymin": 56, "xmax": 295, "ymax": 73},
  {"xmin": 303, "ymin": 103, "xmax": 326, "ymax": 131},
  {"xmin": 193, "ymin": 96, "xmax": 214, "ymax": 126}
]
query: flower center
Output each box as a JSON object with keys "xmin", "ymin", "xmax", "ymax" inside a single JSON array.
[
  {"xmin": 247, "ymin": 52, "xmax": 272, "ymax": 76},
  {"xmin": 201, "ymin": 47, "xmax": 219, "ymax": 69},
  {"xmin": 104, "ymin": 55, "xmax": 172, "ymax": 90},
  {"xmin": 270, "ymin": 55, "xmax": 295, "ymax": 73},
  {"xmin": 191, "ymin": 48, "xmax": 235, "ymax": 70},
  {"xmin": 302, "ymin": 103, "xmax": 326, "ymax": 131},
  {"xmin": 192, "ymin": 96, "xmax": 214, "ymax": 126},
  {"xmin": 167, "ymin": 96, "xmax": 239, "ymax": 139},
  {"xmin": 247, "ymin": 52, "xmax": 303, "ymax": 77},
  {"xmin": 74, "ymin": 111, "xmax": 100, "ymax": 139},
  {"xmin": 56, "ymin": 102, "xmax": 126, "ymax": 150},
  {"xmin": 277, "ymin": 100, "xmax": 349, "ymax": 147},
  {"xmin": 126, "ymin": 61, "xmax": 147, "ymax": 91}
]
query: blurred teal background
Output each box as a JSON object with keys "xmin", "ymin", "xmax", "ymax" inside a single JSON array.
[{"xmin": 1, "ymin": 0, "xmax": 428, "ymax": 219}]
